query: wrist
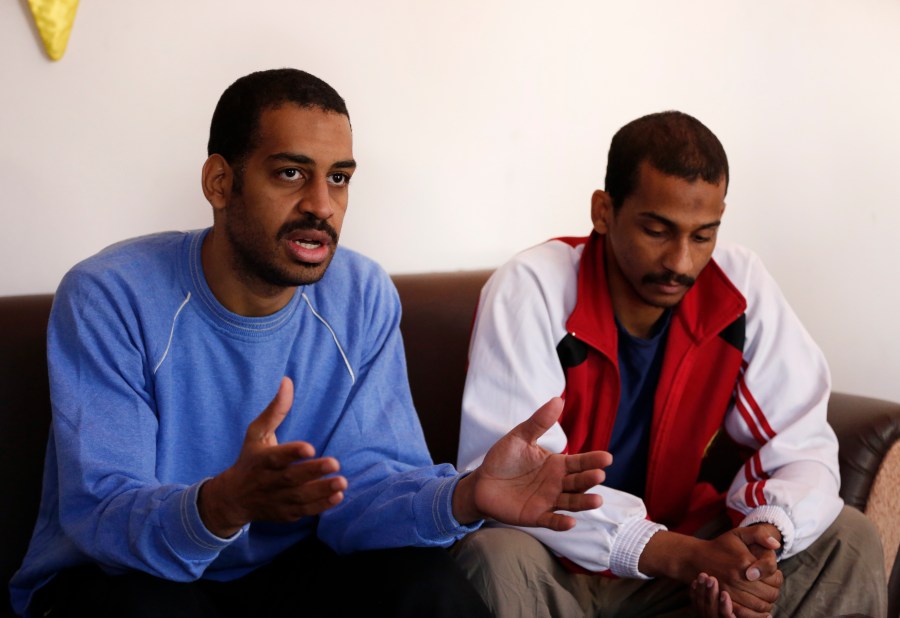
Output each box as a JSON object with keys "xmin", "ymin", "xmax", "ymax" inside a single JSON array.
[
  {"xmin": 638, "ymin": 531, "xmax": 702, "ymax": 582},
  {"xmin": 198, "ymin": 474, "xmax": 245, "ymax": 538},
  {"xmin": 451, "ymin": 470, "xmax": 484, "ymax": 525},
  {"xmin": 609, "ymin": 518, "xmax": 668, "ymax": 579}
]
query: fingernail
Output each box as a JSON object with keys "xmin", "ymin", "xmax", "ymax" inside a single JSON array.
[
  {"xmin": 769, "ymin": 536, "xmax": 781, "ymax": 547},
  {"xmin": 747, "ymin": 567, "xmax": 760, "ymax": 581}
]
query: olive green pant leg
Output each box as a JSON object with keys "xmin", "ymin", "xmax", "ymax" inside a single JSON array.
[
  {"xmin": 775, "ymin": 505, "xmax": 887, "ymax": 618},
  {"xmin": 451, "ymin": 527, "xmax": 592, "ymax": 618},
  {"xmin": 452, "ymin": 507, "xmax": 886, "ymax": 618},
  {"xmin": 450, "ymin": 527, "xmax": 694, "ymax": 618}
]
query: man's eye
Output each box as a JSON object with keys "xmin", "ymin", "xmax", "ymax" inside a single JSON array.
[
  {"xmin": 278, "ymin": 168, "xmax": 302, "ymax": 181},
  {"xmin": 643, "ymin": 228, "xmax": 665, "ymax": 238},
  {"xmin": 328, "ymin": 173, "xmax": 351, "ymax": 186}
]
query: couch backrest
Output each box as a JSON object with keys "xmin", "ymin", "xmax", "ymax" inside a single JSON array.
[
  {"xmin": 0, "ymin": 295, "xmax": 53, "ymax": 616},
  {"xmin": 393, "ymin": 270, "xmax": 493, "ymax": 465}
]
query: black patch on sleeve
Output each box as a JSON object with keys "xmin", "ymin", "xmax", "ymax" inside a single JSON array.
[
  {"xmin": 718, "ymin": 313, "xmax": 746, "ymax": 352},
  {"xmin": 697, "ymin": 428, "xmax": 747, "ymax": 492},
  {"xmin": 556, "ymin": 333, "xmax": 588, "ymax": 368}
]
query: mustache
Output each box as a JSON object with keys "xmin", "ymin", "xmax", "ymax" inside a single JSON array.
[
  {"xmin": 278, "ymin": 215, "xmax": 339, "ymax": 245},
  {"xmin": 642, "ymin": 271, "xmax": 696, "ymax": 288}
]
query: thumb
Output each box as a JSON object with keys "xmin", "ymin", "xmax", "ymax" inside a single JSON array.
[
  {"xmin": 246, "ymin": 377, "xmax": 294, "ymax": 444},
  {"xmin": 512, "ymin": 397, "xmax": 564, "ymax": 445},
  {"xmin": 735, "ymin": 524, "xmax": 781, "ymax": 551}
]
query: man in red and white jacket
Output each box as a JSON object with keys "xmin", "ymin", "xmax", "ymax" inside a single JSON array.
[{"xmin": 454, "ymin": 111, "xmax": 886, "ymax": 618}]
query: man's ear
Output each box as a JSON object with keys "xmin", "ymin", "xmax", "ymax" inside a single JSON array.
[
  {"xmin": 591, "ymin": 190, "xmax": 614, "ymax": 234},
  {"xmin": 201, "ymin": 154, "xmax": 233, "ymax": 212}
]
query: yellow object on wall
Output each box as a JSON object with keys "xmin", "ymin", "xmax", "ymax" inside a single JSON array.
[{"xmin": 28, "ymin": 0, "xmax": 80, "ymax": 61}]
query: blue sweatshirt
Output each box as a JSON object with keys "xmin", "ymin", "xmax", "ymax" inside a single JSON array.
[{"xmin": 10, "ymin": 229, "xmax": 477, "ymax": 615}]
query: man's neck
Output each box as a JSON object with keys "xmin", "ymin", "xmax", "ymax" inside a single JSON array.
[
  {"xmin": 611, "ymin": 300, "xmax": 666, "ymax": 340},
  {"xmin": 201, "ymin": 229, "xmax": 296, "ymax": 317}
]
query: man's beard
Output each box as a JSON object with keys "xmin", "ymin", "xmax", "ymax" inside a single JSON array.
[{"xmin": 224, "ymin": 200, "xmax": 339, "ymax": 289}]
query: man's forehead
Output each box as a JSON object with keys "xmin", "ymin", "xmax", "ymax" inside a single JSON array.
[
  {"xmin": 636, "ymin": 160, "xmax": 726, "ymax": 189},
  {"xmin": 254, "ymin": 104, "xmax": 353, "ymax": 159}
]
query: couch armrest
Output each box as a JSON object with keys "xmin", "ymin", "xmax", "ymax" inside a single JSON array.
[
  {"xmin": 827, "ymin": 391, "xmax": 900, "ymax": 618},
  {"xmin": 827, "ymin": 391, "xmax": 900, "ymax": 510}
]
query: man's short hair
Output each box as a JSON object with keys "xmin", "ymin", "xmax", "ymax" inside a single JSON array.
[
  {"xmin": 207, "ymin": 68, "xmax": 349, "ymax": 172},
  {"xmin": 604, "ymin": 111, "xmax": 729, "ymax": 209}
]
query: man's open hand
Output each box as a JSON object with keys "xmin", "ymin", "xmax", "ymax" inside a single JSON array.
[
  {"xmin": 453, "ymin": 397, "xmax": 612, "ymax": 530},
  {"xmin": 198, "ymin": 377, "xmax": 348, "ymax": 537}
]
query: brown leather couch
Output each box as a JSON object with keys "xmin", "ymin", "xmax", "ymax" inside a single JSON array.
[{"xmin": 2, "ymin": 272, "xmax": 899, "ymax": 617}]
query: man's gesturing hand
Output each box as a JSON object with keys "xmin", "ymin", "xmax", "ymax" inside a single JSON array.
[
  {"xmin": 198, "ymin": 377, "xmax": 348, "ymax": 537},
  {"xmin": 453, "ymin": 397, "xmax": 612, "ymax": 530}
]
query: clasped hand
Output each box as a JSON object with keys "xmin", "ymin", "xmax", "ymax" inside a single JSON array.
[{"xmin": 689, "ymin": 525, "xmax": 784, "ymax": 618}]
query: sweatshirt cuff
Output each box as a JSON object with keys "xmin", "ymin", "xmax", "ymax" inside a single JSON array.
[
  {"xmin": 609, "ymin": 518, "xmax": 667, "ymax": 579},
  {"xmin": 165, "ymin": 479, "xmax": 245, "ymax": 560},
  {"xmin": 739, "ymin": 505, "xmax": 794, "ymax": 557},
  {"xmin": 412, "ymin": 468, "xmax": 482, "ymax": 544}
]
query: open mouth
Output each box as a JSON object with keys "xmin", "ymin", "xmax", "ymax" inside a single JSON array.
[
  {"xmin": 284, "ymin": 232, "xmax": 331, "ymax": 265},
  {"xmin": 293, "ymin": 239, "xmax": 323, "ymax": 249}
]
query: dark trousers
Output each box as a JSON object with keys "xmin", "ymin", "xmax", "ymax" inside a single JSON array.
[{"xmin": 30, "ymin": 536, "xmax": 491, "ymax": 618}]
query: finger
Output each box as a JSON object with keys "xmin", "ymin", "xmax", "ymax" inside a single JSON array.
[
  {"xmin": 764, "ymin": 569, "xmax": 783, "ymax": 588},
  {"xmin": 690, "ymin": 579, "xmax": 707, "ymax": 615},
  {"xmin": 511, "ymin": 397, "xmax": 564, "ymax": 444},
  {"xmin": 555, "ymin": 492, "xmax": 602, "ymax": 513},
  {"xmin": 286, "ymin": 477, "xmax": 348, "ymax": 517},
  {"xmin": 562, "ymin": 469, "xmax": 605, "ymax": 493},
  {"xmin": 246, "ymin": 377, "xmax": 295, "ymax": 444},
  {"xmin": 728, "ymin": 587, "xmax": 776, "ymax": 615},
  {"xmin": 707, "ymin": 576, "xmax": 721, "ymax": 615},
  {"xmin": 292, "ymin": 475, "xmax": 348, "ymax": 504},
  {"xmin": 280, "ymin": 457, "xmax": 342, "ymax": 485},
  {"xmin": 744, "ymin": 551, "xmax": 778, "ymax": 582},
  {"xmin": 740, "ymin": 569, "xmax": 782, "ymax": 599},
  {"xmin": 264, "ymin": 441, "xmax": 317, "ymax": 468},
  {"xmin": 735, "ymin": 524, "xmax": 781, "ymax": 551},
  {"xmin": 719, "ymin": 590, "xmax": 735, "ymax": 618},
  {"xmin": 535, "ymin": 511, "xmax": 576, "ymax": 532},
  {"xmin": 565, "ymin": 450, "xmax": 613, "ymax": 472},
  {"xmin": 694, "ymin": 573, "xmax": 715, "ymax": 616}
]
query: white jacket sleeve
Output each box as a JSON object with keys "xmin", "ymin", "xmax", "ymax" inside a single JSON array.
[
  {"xmin": 715, "ymin": 244, "xmax": 842, "ymax": 558},
  {"xmin": 458, "ymin": 243, "xmax": 665, "ymax": 577}
]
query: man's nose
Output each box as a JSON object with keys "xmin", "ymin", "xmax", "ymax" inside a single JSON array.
[
  {"xmin": 298, "ymin": 176, "xmax": 334, "ymax": 220},
  {"xmin": 662, "ymin": 238, "xmax": 693, "ymax": 275}
]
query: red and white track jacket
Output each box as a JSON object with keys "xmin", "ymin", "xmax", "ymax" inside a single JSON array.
[{"xmin": 458, "ymin": 233, "xmax": 842, "ymax": 578}]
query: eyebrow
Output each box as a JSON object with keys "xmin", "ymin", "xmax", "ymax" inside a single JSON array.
[
  {"xmin": 639, "ymin": 212, "xmax": 721, "ymax": 231},
  {"xmin": 268, "ymin": 152, "xmax": 357, "ymax": 170}
]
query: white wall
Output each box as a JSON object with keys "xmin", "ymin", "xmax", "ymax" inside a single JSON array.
[{"xmin": 2, "ymin": 1, "xmax": 899, "ymax": 402}]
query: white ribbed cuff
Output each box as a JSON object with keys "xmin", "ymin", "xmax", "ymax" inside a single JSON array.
[
  {"xmin": 739, "ymin": 505, "xmax": 794, "ymax": 557},
  {"xmin": 609, "ymin": 518, "xmax": 667, "ymax": 579}
]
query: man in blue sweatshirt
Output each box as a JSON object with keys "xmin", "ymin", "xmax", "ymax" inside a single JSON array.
[{"xmin": 9, "ymin": 68, "xmax": 612, "ymax": 618}]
